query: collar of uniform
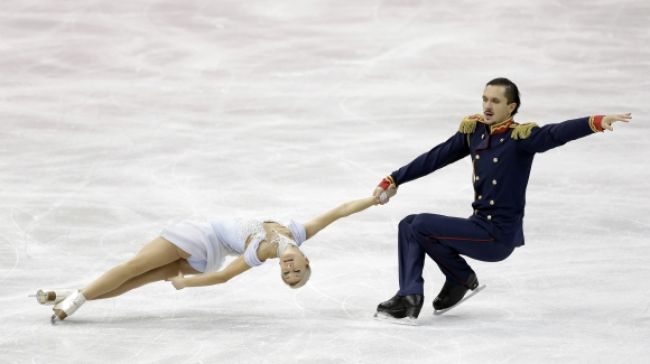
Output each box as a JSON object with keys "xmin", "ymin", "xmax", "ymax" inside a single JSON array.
[{"xmin": 489, "ymin": 118, "xmax": 514, "ymax": 135}]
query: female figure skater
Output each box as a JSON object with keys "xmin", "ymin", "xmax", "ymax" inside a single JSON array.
[{"xmin": 37, "ymin": 192, "xmax": 394, "ymax": 323}]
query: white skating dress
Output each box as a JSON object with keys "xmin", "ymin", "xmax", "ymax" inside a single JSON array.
[{"xmin": 161, "ymin": 217, "xmax": 307, "ymax": 272}]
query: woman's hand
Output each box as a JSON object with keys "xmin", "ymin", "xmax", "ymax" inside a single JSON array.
[
  {"xmin": 374, "ymin": 176, "xmax": 397, "ymax": 205},
  {"xmin": 168, "ymin": 272, "xmax": 187, "ymax": 290}
]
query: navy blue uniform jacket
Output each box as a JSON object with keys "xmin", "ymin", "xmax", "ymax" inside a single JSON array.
[{"xmin": 390, "ymin": 115, "xmax": 603, "ymax": 247}]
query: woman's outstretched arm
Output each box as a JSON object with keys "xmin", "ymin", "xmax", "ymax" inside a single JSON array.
[
  {"xmin": 303, "ymin": 196, "xmax": 379, "ymax": 239},
  {"xmin": 169, "ymin": 256, "xmax": 251, "ymax": 289}
]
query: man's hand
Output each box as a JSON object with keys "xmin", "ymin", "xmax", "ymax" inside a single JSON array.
[
  {"xmin": 602, "ymin": 113, "xmax": 632, "ymax": 131},
  {"xmin": 168, "ymin": 272, "xmax": 187, "ymax": 290},
  {"xmin": 374, "ymin": 176, "xmax": 397, "ymax": 205}
]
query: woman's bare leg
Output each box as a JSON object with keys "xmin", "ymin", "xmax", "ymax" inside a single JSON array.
[
  {"xmin": 94, "ymin": 259, "xmax": 200, "ymax": 300},
  {"xmin": 81, "ymin": 237, "xmax": 190, "ymax": 300}
]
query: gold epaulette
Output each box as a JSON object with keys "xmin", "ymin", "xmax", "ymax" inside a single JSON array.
[
  {"xmin": 459, "ymin": 114, "xmax": 484, "ymax": 134},
  {"xmin": 510, "ymin": 122, "xmax": 538, "ymax": 140}
]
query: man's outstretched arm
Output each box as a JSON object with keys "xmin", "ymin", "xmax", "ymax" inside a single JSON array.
[
  {"xmin": 374, "ymin": 129, "xmax": 471, "ymax": 203},
  {"xmin": 517, "ymin": 113, "xmax": 632, "ymax": 154}
]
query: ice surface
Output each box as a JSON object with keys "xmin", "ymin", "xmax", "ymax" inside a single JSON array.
[{"xmin": 1, "ymin": 0, "xmax": 649, "ymax": 363}]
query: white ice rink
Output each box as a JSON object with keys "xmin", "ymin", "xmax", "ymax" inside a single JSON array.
[{"xmin": 1, "ymin": 0, "xmax": 649, "ymax": 363}]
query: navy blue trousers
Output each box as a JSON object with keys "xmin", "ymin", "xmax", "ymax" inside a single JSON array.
[{"xmin": 397, "ymin": 213, "xmax": 515, "ymax": 296}]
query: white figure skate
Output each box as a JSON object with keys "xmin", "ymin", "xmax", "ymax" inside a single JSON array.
[
  {"xmin": 51, "ymin": 290, "xmax": 86, "ymax": 324},
  {"xmin": 32, "ymin": 289, "xmax": 74, "ymax": 306}
]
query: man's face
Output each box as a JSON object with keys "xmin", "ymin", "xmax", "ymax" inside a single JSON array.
[{"xmin": 482, "ymin": 85, "xmax": 517, "ymax": 124}]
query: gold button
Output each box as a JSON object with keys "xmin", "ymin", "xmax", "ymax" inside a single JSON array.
[
  {"xmin": 487, "ymin": 215, "xmax": 492, "ymax": 220},
  {"xmin": 475, "ymin": 176, "xmax": 480, "ymax": 181},
  {"xmin": 475, "ymin": 155, "xmax": 480, "ymax": 160},
  {"xmin": 478, "ymin": 195, "xmax": 482, "ymax": 200},
  {"xmin": 481, "ymin": 134, "xmax": 485, "ymax": 139},
  {"xmin": 500, "ymin": 138, "xmax": 505, "ymax": 143},
  {"xmin": 490, "ymin": 200, "xmax": 495, "ymax": 205},
  {"xmin": 492, "ymin": 179, "xmax": 497, "ymax": 185},
  {"xmin": 493, "ymin": 157, "xmax": 499, "ymax": 163}
]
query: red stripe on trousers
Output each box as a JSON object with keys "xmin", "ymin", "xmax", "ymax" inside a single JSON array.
[{"xmin": 428, "ymin": 236, "xmax": 494, "ymax": 243}]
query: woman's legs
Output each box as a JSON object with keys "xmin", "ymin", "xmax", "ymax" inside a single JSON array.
[
  {"xmin": 81, "ymin": 237, "xmax": 191, "ymax": 300},
  {"xmin": 94, "ymin": 259, "xmax": 200, "ymax": 300}
]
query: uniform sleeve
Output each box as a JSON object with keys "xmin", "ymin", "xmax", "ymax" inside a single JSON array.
[
  {"xmin": 516, "ymin": 116, "xmax": 604, "ymax": 154},
  {"xmin": 390, "ymin": 131, "xmax": 470, "ymax": 186}
]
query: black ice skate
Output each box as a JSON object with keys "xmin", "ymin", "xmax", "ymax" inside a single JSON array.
[
  {"xmin": 374, "ymin": 294, "xmax": 424, "ymax": 324},
  {"xmin": 433, "ymin": 273, "xmax": 480, "ymax": 314}
]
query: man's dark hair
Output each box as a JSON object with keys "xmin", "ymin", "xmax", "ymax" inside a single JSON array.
[{"xmin": 486, "ymin": 78, "xmax": 521, "ymax": 116}]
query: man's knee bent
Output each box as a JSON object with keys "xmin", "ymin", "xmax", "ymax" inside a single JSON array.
[{"xmin": 399, "ymin": 214, "xmax": 418, "ymax": 230}]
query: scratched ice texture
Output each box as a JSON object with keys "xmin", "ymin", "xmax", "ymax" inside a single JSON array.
[{"xmin": 1, "ymin": 0, "xmax": 649, "ymax": 363}]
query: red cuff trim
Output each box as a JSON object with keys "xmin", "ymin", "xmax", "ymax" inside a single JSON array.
[
  {"xmin": 378, "ymin": 176, "xmax": 396, "ymax": 190},
  {"xmin": 378, "ymin": 178, "xmax": 391, "ymax": 190},
  {"xmin": 589, "ymin": 115, "xmax": 605, "ymax": 132}
]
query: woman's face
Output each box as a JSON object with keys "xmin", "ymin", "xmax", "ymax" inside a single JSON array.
[{"xmin": 278, "ymin": 245, "xmax": 309, "ymax": 286}]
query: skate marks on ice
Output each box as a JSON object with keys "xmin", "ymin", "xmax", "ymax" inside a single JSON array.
[
  {"xmin": 0, "ymin": 236, "xmax": 19, "ymax": 285},
  {"xmin": 2, "ymin": 0, "xmax": 649, "ymax": 361},
  {"xmin": 373, "ymin": 311, "xmax": 419, "ymax": 326}
]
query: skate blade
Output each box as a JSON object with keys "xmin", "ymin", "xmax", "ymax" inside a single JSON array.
[
  {"xmin": 31, "ymin": 290, "xmax": 46, "ymax": 304},
  {"xmin": 373, "ymin": 311, "xmax": 418, "ymax": 326},
  {"xmin": 434, "ymin": 284, "xmax": 486, "ymax": 316}
]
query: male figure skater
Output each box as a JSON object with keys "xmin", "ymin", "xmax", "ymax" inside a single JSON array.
[{"xmin": 374, "ymin": 77, "xmax": 631, "ymax": 320}]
